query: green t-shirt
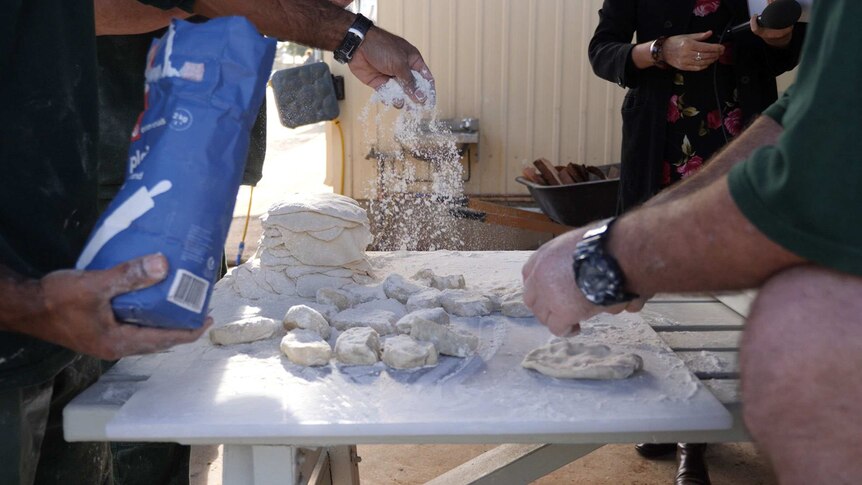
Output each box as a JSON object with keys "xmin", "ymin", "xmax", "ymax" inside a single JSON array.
[{"xmin": 728, "ymin": 0, "xmax": 862, "ymax": 276}]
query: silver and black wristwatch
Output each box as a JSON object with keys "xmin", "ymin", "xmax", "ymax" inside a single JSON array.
[
  {"xmin": 334, "ymin": 13, "xmax": 373, "ymax": 64},
  {"xmin": 572, "ymin": 217, "xmax": 639, "ymax": 306}
]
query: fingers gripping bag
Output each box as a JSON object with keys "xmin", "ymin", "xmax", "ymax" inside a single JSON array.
[{"xmin": 76, "ymin": 17, "xmax": 275, "ymax": 329}]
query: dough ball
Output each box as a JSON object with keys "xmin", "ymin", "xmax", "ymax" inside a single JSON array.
[
  {"xmin": 209, "ymin": 316, "xmax": 279, "ymax": 346},
  {"xmin": 335, "ymin": 327, "xmax": 381, "ymax": 365},
  {"xmin": 382, "ymin": 274, "xmax": 425, "ymax": 303},
  {"xmin": 395, "ymin": 308, "xmax": 451, "ymax": 334},
  {"xmin": 521, "ymin": 341, "xmax": 643, "ymax": 380},
  {"xmin": 316, "ymin": 287, "xmax": 354, "ymax": 311},
  {"xmin": 341, "ymin": 283, "xmax": 387, "ymax": 304},
  {"xmin": 352, "ymin": 298, "xmax": 407, "ymax": 319},
  {"xmin": 409, "ymin": 319, "xmax": 478, "ymax": 357},
  {"xmin": 405, "ymin": 288, "xmax": 442, "ymax": 312},
  {"xmin": 412, "ymin": 268, "xmax": 466, "ymax": 290},
  {"xmin": 501, "ymin": 291, "xmax": 532, "ymax": 318},
  {"xmin": 382, "ymin": 335, "xmax": 438, "ymax": 369},
  {"xmin": 439, "ymin": 289, "xmax": 494, "ymax": 317},
  {"xmin": 282, "ymin": 305, "xmax": 331, "ymax": 339},
  {"xmin": 303, "ymin": 302, "xmax": 339, "ymax": 323},
  {"xmin": 331, "ymin": 308, "xmax": 397, "ymax": 335},
  {"xmin": 280, "ymin": 329, "xmax": 332, "ymax": 366}
]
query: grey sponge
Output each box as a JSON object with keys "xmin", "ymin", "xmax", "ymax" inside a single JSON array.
[{"xmin": 270, "ymin": 62, "xmax": 340, "ymax": 128}]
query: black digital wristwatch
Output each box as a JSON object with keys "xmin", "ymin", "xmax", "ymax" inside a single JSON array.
[{"xmin": 334, "ymin": 13, "xmax": 374, "ymax": 64}]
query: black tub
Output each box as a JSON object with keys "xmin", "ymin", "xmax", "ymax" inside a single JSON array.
[{"xmin": 516, "ymin": 165, "xmax": 619, "ymax": 227}]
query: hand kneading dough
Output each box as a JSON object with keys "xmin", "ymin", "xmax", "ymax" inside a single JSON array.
[
  {"xmin": 439, "ymin": 289, "xmax": 494, "ymax": 317},
  {"xmin": 409, "ymin": 319, "xmax": 478, "ymax": 357},
  {"xmin": 280, "ymin": 329, "xmax": 332, "ymax": 366},
  {"xmin": 382, "ymin": 335, "xmax": 438, "ymax": 369},
  {"xmin": 282, "ymin": 305, "xmax": 331, "ymax": 339},
  {"xmin": 521, "ymin": 341, "xmax": 643, "ymax": 379},
  {"xmin": 395, "ymin": 308, "xmax": 450, "ymax": 334},
  {"xmin": 335, "ymin": 327, "xmax": 380, "ymax": 365},
  {"xmin": 210, "ymin": 316, "xmax": 278, "ymax": 345}
]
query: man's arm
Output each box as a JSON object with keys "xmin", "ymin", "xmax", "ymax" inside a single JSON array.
[
  {"xmin": 611, "ymin": 175, "xmax": 804, "ymax": 295},
  {"xmin": 0, "ymin": 255, "xmax": 209, "ymax": 360},
  {"xmin": 94, "ymin": 0, "xmax": 190, "ymax": 35},
  {"xmin": 522, "ymin": 174, "xmax": 804, "ymax": 336},
  {"xmin": 95, "ymin": 0, "xmax": 432, "ymax": 103},
  {"xmin": 111, "ymin": 0, "xmax": 428, "ymax": 102},
  {"xmin": 522, "ymin": 114, "xmax": 796, "ymax": 336}
]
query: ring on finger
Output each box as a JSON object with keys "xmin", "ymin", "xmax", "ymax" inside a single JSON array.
[{"xmin": 695, "ymin": 51, "xmax": 703, "ymax": 62}]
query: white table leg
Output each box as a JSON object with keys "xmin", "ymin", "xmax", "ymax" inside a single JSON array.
[
  {"xmin": 222, "ymin": 444, "xmax": 297, "ymax": 485},
  {"xmin": 425, "ymin": 443, "xmax": 602, "ymax": 485},
  {"xmin": 328, "ymin": 445, "xmax": 360, "ymax": 485}
]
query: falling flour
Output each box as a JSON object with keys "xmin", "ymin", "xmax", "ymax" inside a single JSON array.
[{"xmin": 360, "ymin": 70, "xmax": 466, "ymax": 251}]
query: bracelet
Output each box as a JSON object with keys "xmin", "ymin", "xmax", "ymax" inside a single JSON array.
[{"xmin": 650, "ymin": 36, "xmax": 668, "ymax": 69}]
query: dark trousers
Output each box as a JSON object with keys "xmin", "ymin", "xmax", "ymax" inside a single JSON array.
[{"xmin": 0, "ymin": 356, "xmax": 112, "ymax": 485}]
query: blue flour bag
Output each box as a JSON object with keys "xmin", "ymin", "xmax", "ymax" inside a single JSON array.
[{"xmin": 76, "ymin": 17, "xmax": 275, "ymax": 329}]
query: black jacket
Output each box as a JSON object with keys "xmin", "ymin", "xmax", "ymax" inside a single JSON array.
[{"xmin": 588, "ymin": 0, "xmax": 805, "ymax": 211}]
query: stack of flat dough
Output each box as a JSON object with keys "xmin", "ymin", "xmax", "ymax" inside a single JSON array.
[{"xmin": 219, "ymin": 193, "xmax": 374, "ymax": 299}]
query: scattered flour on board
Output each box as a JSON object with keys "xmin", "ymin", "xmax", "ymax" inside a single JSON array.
[{"xmin": 360, "ymin": 70, "xmax": 465, "ymax": 251}]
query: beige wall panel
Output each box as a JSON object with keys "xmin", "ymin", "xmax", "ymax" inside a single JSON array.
[{"xmin": 328, "ymin": 0, "xmax": 793, "ymax": 197}]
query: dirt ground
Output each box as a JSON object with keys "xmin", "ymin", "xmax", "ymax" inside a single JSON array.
[{"xmin": 190, "ymin": 442, "xmax": 777, "ymax": 484}]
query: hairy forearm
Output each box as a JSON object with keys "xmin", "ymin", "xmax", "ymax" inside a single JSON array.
[
  {"xmin": 194, "ymin": 0, "xmax": 354, "ymax": 49},
  {"xmin": 95, "ymin": 0, "xmax": 190, "ymax": 35},
  {"xmin": 646, "ymin": 115, "xmax": 783, "ymax": 207},
  {"xmin": 610, "ymin": 175, "xmax": 804, "ymax": 296}
]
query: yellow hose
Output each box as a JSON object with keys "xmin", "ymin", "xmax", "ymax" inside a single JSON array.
[
  {"xmin": 334, "ymin": 118, "xmax": 346, "ymax": 195},
  {"xmin": 235, "ymin": 185, "xmax": 255, "ymax": 266}
]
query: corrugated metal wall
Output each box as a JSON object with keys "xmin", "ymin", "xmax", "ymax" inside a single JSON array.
[{"xmin": 325, "ymin": 0, "xmax": 795, "ymax": 198}]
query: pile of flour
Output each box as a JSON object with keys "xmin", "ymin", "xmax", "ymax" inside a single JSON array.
[
  {"xmin": 218, "ymin": 193, "xmax": 374, "ymax": 299},
  {"xmin": 361, "ymin": 71, "xmax": 466, "ymax": 251}
]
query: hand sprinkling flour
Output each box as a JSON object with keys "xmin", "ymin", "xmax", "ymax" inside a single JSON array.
[{"xmin": 362, "ymin": 70, "xmax": 467, "ymax": 251}]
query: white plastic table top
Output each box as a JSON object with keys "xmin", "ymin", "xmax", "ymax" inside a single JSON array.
[{"xmin": 65, "ymin": 251, "xmax": 732, "ymax": 446}]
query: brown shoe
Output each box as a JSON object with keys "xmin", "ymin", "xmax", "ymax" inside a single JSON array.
[{"xmin": 675, "ymin": 443, "xmax": 711, "ymax": 485}]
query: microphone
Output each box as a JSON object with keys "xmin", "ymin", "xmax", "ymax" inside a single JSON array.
[{"xmin": 726, "ymin": 0, "xmax": 802, "ymax": 37}]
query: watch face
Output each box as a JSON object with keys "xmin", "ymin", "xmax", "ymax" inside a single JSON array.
[
  {"xmin": 335, "ymin": 32, "xmax": 363, "ymax": 64},
  {"xmin": 576, "ymin": 253, "xmax": 618, "ymax": 304}
]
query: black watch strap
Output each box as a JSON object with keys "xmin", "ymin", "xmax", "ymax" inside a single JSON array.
[
  {"xmin": 334, "ymin": 13, "xmax": 374, "ymax": 64},
  {"xmin": 573, "ymin": 217, "xmax": 639, "ymax": 306}
]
